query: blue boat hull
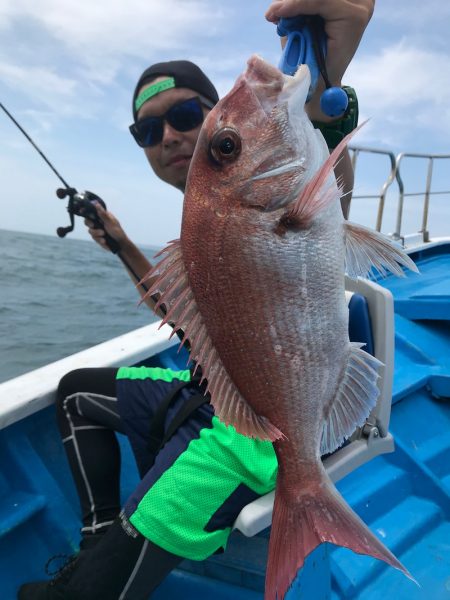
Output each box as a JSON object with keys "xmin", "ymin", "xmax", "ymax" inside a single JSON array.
[{"xmin": 1, "ymin": 243, "xmax": 449, "ymax": 599}]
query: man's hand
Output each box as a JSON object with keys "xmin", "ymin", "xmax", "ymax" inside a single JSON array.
[
  {"xmin": 84, "ymin": 202, "xmax": 156, "ymax": 304},
  {"xmin": 84, "ymin": 202, "xmax": 128, "ymax": 252},
  {"xmin": 266, "ymin": 0, "xmax": 375, "ymax": 121}
]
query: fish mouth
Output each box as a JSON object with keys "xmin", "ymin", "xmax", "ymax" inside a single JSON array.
[
  {"xmin": 243, "ymin": 54, "xmax": 311, "ymax": 115},
  {"xmin": 242, "ymin": 56, "xmax": 313, "ymax": 204}
]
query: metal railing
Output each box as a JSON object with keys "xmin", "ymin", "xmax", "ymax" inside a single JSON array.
[{"xmin": 349, "ymin": 146, "xmax": 450, "ymax": 243}]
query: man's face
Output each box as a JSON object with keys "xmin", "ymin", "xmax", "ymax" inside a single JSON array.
[{"xmin": 136, "ymin": 77, "xmax": 210, "ymax": 192}]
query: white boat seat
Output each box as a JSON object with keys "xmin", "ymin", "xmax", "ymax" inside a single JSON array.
[{"xmin": 233, "ymin": 277, "xmax": 395, "ymax": 537}]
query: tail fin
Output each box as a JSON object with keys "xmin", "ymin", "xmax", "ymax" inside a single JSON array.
[{"xmin": 265, "ymin": 474, "xmax": 415, "ymax": 600}]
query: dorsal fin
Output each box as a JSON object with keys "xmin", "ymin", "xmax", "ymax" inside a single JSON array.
[
  {"xmin": 344, "ymin": 222, "xmax": 419, "ymax": 279},
  {"xmin": 143, "ymin": 240, "xmax": 285, "ymax": 442}
]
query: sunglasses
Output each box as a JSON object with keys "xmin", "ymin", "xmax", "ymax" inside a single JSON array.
[{"xmin": 129, "ymin": 96, "xmax": 214, "ymax": 148}]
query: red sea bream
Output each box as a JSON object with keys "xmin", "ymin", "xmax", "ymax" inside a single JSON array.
[{"xmin": 147, "ymin": 55, "xmax": 418, "ymax": 600}]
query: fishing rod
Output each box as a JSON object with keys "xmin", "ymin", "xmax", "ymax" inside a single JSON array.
[
  {"xmin": 0, "ymin": 101, "xmax": 150, "ymax": 294},
  {"xmin": 0, "ymin": 102, "xmax": 71, "ymax": 189}
]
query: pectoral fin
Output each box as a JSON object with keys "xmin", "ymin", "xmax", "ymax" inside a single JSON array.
[
  {"xmin": 284, "ymin": 125, "xmax": 363, "ymax": 227},
  {"xmin": 143, "ymin": 240, "xmax": 285, "ymax": 442},
  {"xmin": 344, "ymin": 222, "xmax": 419, "ymax": 279}
]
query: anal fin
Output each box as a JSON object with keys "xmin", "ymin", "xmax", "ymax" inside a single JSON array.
[{"xmin": 321, "ymin": 342, "xmax": 383, "ymax": 455}]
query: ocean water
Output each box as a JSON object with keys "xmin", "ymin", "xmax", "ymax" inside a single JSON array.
[{"xmin": 0, "ymin": 228, "xmax": 161, "ymax": 384}]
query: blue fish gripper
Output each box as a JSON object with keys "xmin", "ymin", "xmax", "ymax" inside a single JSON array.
[{"xmin": 277, "ymin": 15, "xmax": 348, "ymax": 118}]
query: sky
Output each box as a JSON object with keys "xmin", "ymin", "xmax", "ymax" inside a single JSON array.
[{"xmin": 0, "ymin": 0, "xmax": 449, "ymax": 248}]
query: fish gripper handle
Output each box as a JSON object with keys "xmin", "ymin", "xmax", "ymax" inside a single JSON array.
[{"xmin": 277, "ymin": 16, "xmax": 348, "ymax": 118}]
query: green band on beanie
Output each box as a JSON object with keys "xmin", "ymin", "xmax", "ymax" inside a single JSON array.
[{"xmin": 135, "ymin": 77, "xmax": 176, "ymax": 112}]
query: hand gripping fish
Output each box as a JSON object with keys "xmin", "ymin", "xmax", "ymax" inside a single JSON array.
[{"xmin": 146, "ymin": 55, "xmax": 418, "ymax": 599}]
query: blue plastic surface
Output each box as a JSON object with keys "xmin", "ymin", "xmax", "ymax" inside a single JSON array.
[
  {"xmin": 348, "ymin": 293, "xmax": 374, "ymax": 355},
  {"xmin": 381, "ymin": 243, "xmax": 450, "ymax": 321},
  {"xmin": 277, "ymin": 16, "xmax": 325, "ymax": 100},
  {"xmin": 320, "ymin": 86, "xmax": 348, "ymax": 118}
]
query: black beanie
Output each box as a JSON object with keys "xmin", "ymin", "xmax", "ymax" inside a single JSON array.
[{"xmin": 132, "ymin": 60, "xmax": 219, "ymax": 121}]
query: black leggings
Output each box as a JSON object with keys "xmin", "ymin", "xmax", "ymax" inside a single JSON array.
[
  {"xmin": 56, "ymin": 368, "xmax": 123, "ymax": 534},
  {"xmin": 55, "ymin": 368, "xmax": 183, "ymax": 599}
]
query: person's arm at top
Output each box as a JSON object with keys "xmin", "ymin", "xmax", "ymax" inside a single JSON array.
[
  {"xmin": 265, "ymin": 0, "xmax": 375, "ymax": 218},
  {"xmin": 84, "ymin": 204, "xmax": 160, "ymax": 312}
]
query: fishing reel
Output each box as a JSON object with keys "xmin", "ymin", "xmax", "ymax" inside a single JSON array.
[
  {"xmin": 0, "ymin": 102, "xmax": 121, "ymax": 255},
  {"xmin": 56, "ymin": 188, "xmax": 120, "ymax": 253},
  {"xmin": 278, "ymin": 16, "xmax": 349, "ymax": 118}
]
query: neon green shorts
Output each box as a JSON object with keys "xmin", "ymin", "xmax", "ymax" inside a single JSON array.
[{"xmin": 117, "ymin": 366, "xmax": 278, "ymax": 560}]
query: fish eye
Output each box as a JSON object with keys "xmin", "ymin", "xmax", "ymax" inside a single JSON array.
[{"xmin": 209, "ymin": 127, "xmax": 242, "ymax": 164}]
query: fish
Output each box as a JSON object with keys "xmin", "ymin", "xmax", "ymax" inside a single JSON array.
[{"xmin": 146, "ymin": 54, "xmax": 419, "ymax": 600}]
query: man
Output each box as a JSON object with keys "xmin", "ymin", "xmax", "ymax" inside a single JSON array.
[{"xmin": 19, "ymin": 2, "xmax": 374, "ymax": 598}]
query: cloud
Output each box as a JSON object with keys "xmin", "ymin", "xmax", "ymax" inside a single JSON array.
[
  {"xmin": 346, "ymin": 40, "xmax": 450, "ymax": 150},
  {"xmin": 0, "ymin": 61, "xmax": 79, "ymax": 109},
  {"xmin": 1, "ymin": 1, "xmax": 229, "ymax": 77},
  {"xmin": 375, "ymin": 0, "xmax": 450, "ymax": 31},
  {"xmin": 0, "ymin": 0, "xmax": 232, "ymax": 121},
  {"xmin": 0, "ymin": 0, "xmax": 281, "ymax": 129}
]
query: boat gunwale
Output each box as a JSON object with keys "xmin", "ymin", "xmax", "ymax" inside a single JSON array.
[{"xmin": 0, "ymin": 321, "xmax": 177, "ymax": 430}]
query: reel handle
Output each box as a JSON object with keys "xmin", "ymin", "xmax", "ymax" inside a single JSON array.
[
  {"xmin": 55, "ymin": 188, "xmax": 121, "ymax": 254},
  {"xmin": 56, "ymin": 225, "xmax": 74, "ymax": 238}
]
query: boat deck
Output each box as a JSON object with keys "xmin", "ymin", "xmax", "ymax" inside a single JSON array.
[{"xmin": 331, "ymin": 391, "xmax": 450, "ymax": 599}]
